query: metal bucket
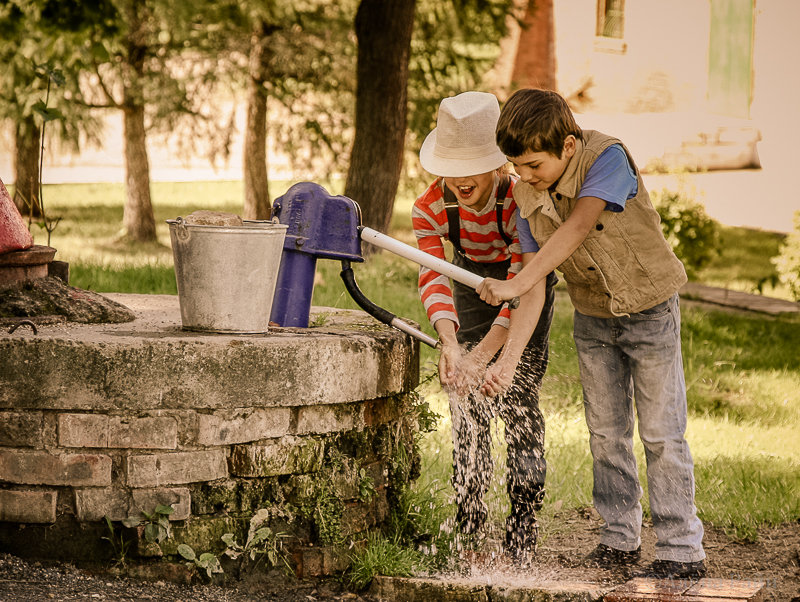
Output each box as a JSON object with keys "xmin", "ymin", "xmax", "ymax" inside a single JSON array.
[{"xmin": 167, "ymin": 218, "xmax": 288, "ymax": 333}]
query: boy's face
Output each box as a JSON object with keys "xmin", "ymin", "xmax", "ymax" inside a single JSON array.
[
  {"xmin": 508, "ymin": 135, "xmax": 576, "ymax": 191},
  {"xmin": 443, "ymin": 170, "xmax": 496, "ymax": 212}
]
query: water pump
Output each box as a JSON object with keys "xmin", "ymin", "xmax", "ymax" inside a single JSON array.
[{"xmin": 270, "ymin": 182, "xmax": 518, "ymax": 348}]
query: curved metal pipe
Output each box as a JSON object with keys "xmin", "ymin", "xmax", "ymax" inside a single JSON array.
[{"xmin": 340, "ymin": 260, "xmax": 439, "ymax": 349}]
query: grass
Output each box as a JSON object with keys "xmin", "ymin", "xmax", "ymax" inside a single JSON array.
[
  {"xmin": 347, "ymin": 532, "xmax": 423, "ymax": 590},
  {"xmin": 27, "ymin": 180, "xmax": 800, "ymax": 573},
  {"xmin": 696, "ymin": 224, "xmax": 790, "ymax": 300}
]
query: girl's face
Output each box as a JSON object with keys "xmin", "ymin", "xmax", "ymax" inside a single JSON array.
[
  {"xmin": 508, "ymin": 135, "xmax": 576, "ymax": 191},
  {"xmin": 443, "ymin": 170, "xmax": 496, "ymax": 211}
]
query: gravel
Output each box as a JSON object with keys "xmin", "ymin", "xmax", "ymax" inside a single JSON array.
[{"xmin": 0, "ymin": 553, "xmax": 375, "ymax": 602}]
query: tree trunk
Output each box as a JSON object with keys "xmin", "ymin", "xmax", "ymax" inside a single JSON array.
[
  {"xmin": 344, "ymin": 0, "xmax": 416, "ymax": 240},
  {"xmin": 13, "ymin": 115, "xmax": 42, "ymax": 219},
  {"xmin": 511, "ymin": 0, "xmax": 556, "ymax": 91},
  {"xmin": 243, "ymin": 21, "xmax": 272, "ymax": 220},
  {"xmin": 122, "ymin": 104, "xmax": 156, "ymax": 242},
  {"xmin": 120, "ymin": 0, "xmax": 156, "ymax": 243}
]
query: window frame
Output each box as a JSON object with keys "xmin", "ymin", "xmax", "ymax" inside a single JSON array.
[{"xmin": 595, "ymin": 0, "xmax": 627, "ymax": 53}]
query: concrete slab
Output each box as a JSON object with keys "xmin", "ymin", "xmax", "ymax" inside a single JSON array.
[
  {"xmin": 0, "ymin": 293, "xmax": 419, "ymax": 411},
  {"xmin": 370, "ymin": 574, "xmax": 611, "ymax": 601},
  {"xmin": 370, "ymin": 575, "xmax": 766, "ymax": 602},
  {"xmin": 605, "ymin": 577, "xmax": 765, "ymax": 601}
]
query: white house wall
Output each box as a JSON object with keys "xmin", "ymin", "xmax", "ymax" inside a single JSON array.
[{"xmin": 553, "ymin": 0, "xmax": 711, "ymax": 114}]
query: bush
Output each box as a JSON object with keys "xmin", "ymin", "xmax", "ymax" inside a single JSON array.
[
  {"xmin": 652, "ymin": 189, "xmax": 721, "ymax": 278},
  {"xmin": 772, "ymin": 211, "xmax": 800, "ymax": 301}
]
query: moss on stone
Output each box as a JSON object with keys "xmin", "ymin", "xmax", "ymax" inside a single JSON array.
[
  {"xmin": 190, "ymin": 480, "xmax": 240, "ymax": 515},
  {"xmin": 158, "ymin": 515, "xmax": 248, "ymax": 556}
]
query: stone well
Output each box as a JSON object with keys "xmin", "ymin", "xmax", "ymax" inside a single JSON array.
[{"xmin": 0, "ymin": 293, "xmax": 421, "ymax": 577}]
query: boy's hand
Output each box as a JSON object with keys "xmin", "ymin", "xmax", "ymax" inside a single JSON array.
[
  {"xmin": 437, "ymin": 341, "xmax": 462, "ymax": 387},
  {"xmin": 477, "ymin": 277, "xmax": 519, "ymax": 306},
  {"xmin": 480, "ymin": 357, "xmax": 517, "ymax": 398}
]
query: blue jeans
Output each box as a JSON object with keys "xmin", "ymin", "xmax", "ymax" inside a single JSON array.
[{"xmin": 572, "ymin": 294, "xmax": 705, "ymax": 563}]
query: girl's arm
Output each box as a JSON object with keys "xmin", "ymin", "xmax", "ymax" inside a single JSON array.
[{"xmin": 434, "ymin": 318, "xmax": 461, "ymax": 386}]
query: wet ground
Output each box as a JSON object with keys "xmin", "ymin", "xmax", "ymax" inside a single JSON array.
[{"xmin": 2, "ymin": 508, "xmax": 798, "ymax": 601}]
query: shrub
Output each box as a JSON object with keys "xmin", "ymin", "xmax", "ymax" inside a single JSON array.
[
  {"xmin": 652, "ymin": 189, "xmax": 721, "ymax": 278},
  {"xmin": 772, "ymin": 210, "xmax": 800, "ymax": 301}
]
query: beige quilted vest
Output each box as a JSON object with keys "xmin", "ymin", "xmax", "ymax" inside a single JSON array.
[{"xmin": 515, "ymin": 130, "xmax": 686, "ymax": 317}]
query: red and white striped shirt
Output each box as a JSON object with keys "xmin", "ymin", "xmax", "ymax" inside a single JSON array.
[{"xmin": 412, "ymin": 175, "xmax": 522, "ymax": 332}]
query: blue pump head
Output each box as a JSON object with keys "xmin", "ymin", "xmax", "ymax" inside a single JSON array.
[{"xmin": 270, "ymin": 182, "xmax": 364, "ymax": 327}]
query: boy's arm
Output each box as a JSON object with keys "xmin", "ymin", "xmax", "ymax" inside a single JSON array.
[
  {"xmin": 412, "ymin": 185, "xmax": 461, "ymax": 329},
  {"xmin": 412, "ymin": 186, "xmax": 463, "ymax": 387},
  {"xmin": 465, "ymin": 323, "xmax": 507, "ymax": 365},
  {"xmin": 480, "ymin": 253, "xmax": 546, "ymax": 397},
  {"xmin": 477, "ymin": 196, "xmax": 606, "ymax": 305}
]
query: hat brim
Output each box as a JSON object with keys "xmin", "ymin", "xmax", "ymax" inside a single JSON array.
[{"xmin": 419, "ymin": 128, "xmax": 509, "ymax": 178}]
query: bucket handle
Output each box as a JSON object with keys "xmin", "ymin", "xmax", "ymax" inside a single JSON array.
[{"xmin": 172, "ymin": 216, "xmax": 190, "ymax": 241}]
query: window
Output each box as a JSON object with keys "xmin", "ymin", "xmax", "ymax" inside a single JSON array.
[{"xmin": 597, "ymin": 0, "xmax": 625, "ymax": 39}]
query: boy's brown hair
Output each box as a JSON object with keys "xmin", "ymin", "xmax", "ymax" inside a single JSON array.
[{"xmin": 496, "ymin": 89, "xmax": 583, "ymax": 158}]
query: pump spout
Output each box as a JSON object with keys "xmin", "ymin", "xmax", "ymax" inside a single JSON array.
[{"xmin": 340, "ymin": 260, "xmax": 439, "ymax": 348}]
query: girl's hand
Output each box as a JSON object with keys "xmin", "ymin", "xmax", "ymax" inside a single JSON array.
[
  {"xmin": 480, "ymin": 357, "xmax": 517, "ymax": 398},
  {"xmin": 437, "ymin": 342, "xmax": 462, "ymax": 387},
  {"xmin": 477, "ymin": 277, "xmax": 519, "ymax": 306}
]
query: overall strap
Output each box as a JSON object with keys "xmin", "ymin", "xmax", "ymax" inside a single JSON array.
[
  {"xmin": 495, "ymin": 174, "xmax": 513, "ymax": 247},
  {"xmin": 443, "ymin": 174, "xmax": 513, "ymax": 254},
  {"xmin": 443, "ymin": 189, "xmax": 464, "ymax": 254}
]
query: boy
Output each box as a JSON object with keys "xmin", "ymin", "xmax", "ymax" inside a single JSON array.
[
  {"xmin": 414, "ymin": 91, "xmax": 557, "ymax": 560},
  {"xmin": 476, "ymin": 88, "xmax": 706, "ymax": 578}
]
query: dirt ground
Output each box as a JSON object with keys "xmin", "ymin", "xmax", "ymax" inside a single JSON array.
[
  {"xmin": 1, "ymin": 509, "xmax": 798, "ymax": 601},
  {"xmin": 532, "ymin": 508, "xmax": 800, "ymax": 601}
]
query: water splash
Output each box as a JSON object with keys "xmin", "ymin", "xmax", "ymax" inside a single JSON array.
[{"xmin": 430, "ymin": 347, "xmax": 551, "ymax": 575}]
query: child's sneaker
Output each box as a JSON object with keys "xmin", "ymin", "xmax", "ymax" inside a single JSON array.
[
  {"xmin": 583, "ymin": 544, "xmax": 641, "ymax": 568},
  {"xmin": 644, "ymin": 559, "xmax": 707, "ymax": 579}
]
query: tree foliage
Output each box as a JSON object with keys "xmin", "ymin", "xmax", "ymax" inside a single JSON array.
[
  {"xmin": 0, "ymin": 0, "xmax": 105, "ymax": 216},
  {"xmin": 773, "ymin": 211, "xmax": 800, "ymax": 301},
  {"xmin": 344, "ymin": 0, "xmax": 416, "ymax": 235},
  {"xmin": 71, "ymin": 0, "xmax": 245, "ymax": 241},
  {"xmin": 407, "ymin": 0, "xmax": 512, "ymax": 155},
  {"xmin": 217, "ymin": 0, "xmax": 358, "ymax": 217},
  {"xmin": 1, "ymin": 0, "xmax": 517, "ymax": 238}
]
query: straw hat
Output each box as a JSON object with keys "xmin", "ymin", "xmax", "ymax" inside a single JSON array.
[{"xmin": 419, "ymin": 91, "xmax": 509, "ymax": 178}]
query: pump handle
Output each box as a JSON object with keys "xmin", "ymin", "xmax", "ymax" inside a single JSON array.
[{"xmin": 358, "ymin": 226, "xmax": 520, "ymax": 309}]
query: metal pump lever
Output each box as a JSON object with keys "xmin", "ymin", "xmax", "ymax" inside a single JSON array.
[{"xmin": 358, "ymin": 226, "xmax": 521, "ymax": 309}]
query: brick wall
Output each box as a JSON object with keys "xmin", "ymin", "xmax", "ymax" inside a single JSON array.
[
  {"xmin": 0, "ymin": 397, "xmax": 413, "ymax": 574},
  {"xmin": 0, "ymin": 301, "xmax": 421, "ymax": 577}
]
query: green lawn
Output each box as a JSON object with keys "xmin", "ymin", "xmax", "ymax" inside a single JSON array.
[
  {"xmin": 29, "ymin": 181, "xmax": 800, "ymax": 549},
  {"xmin": 696, "ymin": 224, "xmax": 790, "ymax": 300}
]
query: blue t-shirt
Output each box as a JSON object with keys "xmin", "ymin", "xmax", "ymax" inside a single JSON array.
[{"xmin": 517, "ymin": 144, "xmax": 637, "ymax": 253}]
